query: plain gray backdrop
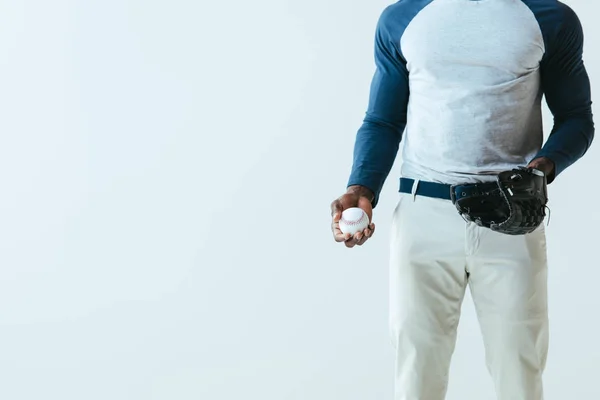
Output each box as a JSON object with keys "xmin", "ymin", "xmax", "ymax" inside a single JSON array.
[{"xmin": 0, "ymin": 0, "xmax": 599, "ymax": 399}]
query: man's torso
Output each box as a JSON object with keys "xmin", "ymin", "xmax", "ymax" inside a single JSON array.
[{"xmin": 393, "ymin": 0, "xmax": 554, "ymax": 184}]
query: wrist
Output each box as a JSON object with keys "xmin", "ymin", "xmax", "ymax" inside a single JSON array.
[
  {"xmin": 528, "ymin": 156, "xmax": 555, "ymax": 177},
  {"xmin": 347, "ymin": 185, "xmax": 375, "ymax": 202}
]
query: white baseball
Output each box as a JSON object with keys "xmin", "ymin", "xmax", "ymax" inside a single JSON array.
[{"xmin": 339, "ymin": 207, "xmax": 370, "ymax": 235}]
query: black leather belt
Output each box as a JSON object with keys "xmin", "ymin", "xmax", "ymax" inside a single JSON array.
[{"xmin": 399, "ymin": 177, "xmax": 499, "ymax": 202}]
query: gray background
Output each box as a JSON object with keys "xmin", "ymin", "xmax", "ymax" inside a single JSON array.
[{"xmin": 0, "ymin": 0, "xmax": 598, "ymax": 399}]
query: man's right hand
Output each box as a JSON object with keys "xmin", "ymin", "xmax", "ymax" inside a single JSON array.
[{"xmin": 330, "ymin": 185, "xmax": 376, "ymax": 248}]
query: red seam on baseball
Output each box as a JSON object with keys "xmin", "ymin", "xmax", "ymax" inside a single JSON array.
[{"xmin": 341, "ymin": 214, "xmax": 368, "ymax": 225}]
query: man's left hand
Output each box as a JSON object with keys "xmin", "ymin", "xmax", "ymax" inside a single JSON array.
[{"xmin": 527, "ymin": 157, "xmax": 555, "ymax": 182}]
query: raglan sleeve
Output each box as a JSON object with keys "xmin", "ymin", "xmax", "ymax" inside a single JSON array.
[
  {"xmin": 534, "ymin": 5, "xmax": 595, "ymax": 183},
  {"xmin": 346, "ymin": 9, "xmax": 409, "ymax": 207}
]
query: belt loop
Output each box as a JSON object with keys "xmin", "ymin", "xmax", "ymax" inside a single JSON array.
[{"xmin": 411, "ymin": 179, "xmax": 420, "ymax": 201}]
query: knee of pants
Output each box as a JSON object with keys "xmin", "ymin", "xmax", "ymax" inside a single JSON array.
[
  {"xmin": 389, "ymin": 314, "xmax": 455, "ymax": 350},
  {"xmin": 480, "ymin": 319, "xmax": 549, "ymax": 368},
  {"xmin": 389, "ymin": 315, "xmax": 420, "ymax": 349}
]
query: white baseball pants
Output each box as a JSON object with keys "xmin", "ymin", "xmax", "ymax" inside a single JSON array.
[{"xmin": 389, "ymin": 188, "xmax": 549, "ymax": 400}]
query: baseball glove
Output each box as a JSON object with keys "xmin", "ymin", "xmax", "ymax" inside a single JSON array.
[{"xmin": 450, "ymin": 167, "xmax": 548, "ymax": 235}]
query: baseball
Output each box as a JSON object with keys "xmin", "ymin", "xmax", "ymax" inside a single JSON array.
[{"xmin": 339, "ymin": 207, "xmax": 370, "ymax": 235}]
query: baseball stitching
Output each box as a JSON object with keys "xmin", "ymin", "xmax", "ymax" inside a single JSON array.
[{"xmin": 341, "ymin": 213, "xmax": 368, "ymax": 226}]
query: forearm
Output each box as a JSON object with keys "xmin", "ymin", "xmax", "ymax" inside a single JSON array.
[
  {"xmin": 347, "ymin": 185, "xmax": 375, "ymax": 202},
  {"xmin": 533, "ymin": 116, "xmax": 594, "ymax": 181},
  {"xmin": 346, "ymin": 116, "xmax": 403, "ymax": 207}
]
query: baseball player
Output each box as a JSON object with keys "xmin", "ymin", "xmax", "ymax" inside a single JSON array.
[{"xmin": 329, "ymin": 1, "xmax": 594, "ymax": 399}]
